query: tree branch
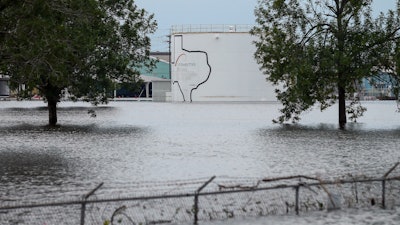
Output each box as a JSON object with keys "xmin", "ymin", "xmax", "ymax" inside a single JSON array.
[{"xmin": 301, "ymin": 23, "xmax": 332, "ymax": 45}]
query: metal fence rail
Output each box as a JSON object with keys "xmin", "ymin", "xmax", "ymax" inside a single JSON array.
[{"xmin": 1, "ymin": 163, "xmax": 400, "ymax": 225}]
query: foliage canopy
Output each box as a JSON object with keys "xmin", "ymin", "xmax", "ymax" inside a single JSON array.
[
  {"xmin": 252, "ymin": 0, "xmax": 400, "ymax": 129},
  {"xmin": 0, "ymin": 0, "xmax": 156, "ymax": 126}
]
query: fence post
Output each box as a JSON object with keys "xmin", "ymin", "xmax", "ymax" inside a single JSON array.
[
  {"xmin": 80, "ymin": 183, "xmax": 104, "ymax": 225},
  {"xmin": 295, "ymin": 185, "xmax": 300, "ymax": 215},
  {"xmin": 382, "ymin": 180, "xmax": 386, "ymax": 209},
  {"xmin": 382, "ymin": 162, "xmax": 399, "ymax": 209},
  {"xmin": 193, "ymin": 176, "xmax": 216, "ymax": 225}
]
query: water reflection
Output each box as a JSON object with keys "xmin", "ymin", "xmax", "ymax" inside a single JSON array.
[
  {"xmin": 0, "ymin": 114, "xmax": 150, "ymax": 200},
  {"xmin": 255, "ymin": 123, "xmax": 400, "ymax": 178},
  {"xmin": 0, "ymin": 123, "xmax": 148, "ymax": 135},
  {"xmin": 0, "ymin": 104, "xmax": 118, "ymax": 126},
  {"xmin": 0, "ymin": 146, "xmax": 72, "ymax": 204},
  {"xmin": 0, "ymin": 150, "xmax": 67, "ymax": 183}
]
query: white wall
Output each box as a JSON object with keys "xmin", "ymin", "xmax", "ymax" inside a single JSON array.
[
  {"xmin": 171, "ymin": 32, "xmax": 277, "ymax": 102},
  {"xmin": 152, "ymin": 80, "xmax": 172, "ymax": 102},
  {"xmin": 0, "ymin": 79, "xmax": 10, "ymax": 96}
]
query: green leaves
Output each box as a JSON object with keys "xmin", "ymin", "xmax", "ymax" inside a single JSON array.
[
  {"xmin": 1, "ymin": 0, "xmax": 156, "ymax": 101},
  {"xmin": 253, "ymin": 0, "xmax": 400, "ymax": 126},
  {"xmin": 0, "ymin": 0, "xmax": 156, "ymax": 125}
]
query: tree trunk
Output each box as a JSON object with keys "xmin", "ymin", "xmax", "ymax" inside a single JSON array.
[
  {"xmin": 336, "ymin": 1, "xmax": 346, "ymax": 130},
  {"xmin": 338, "ymin": 85, "xmax": 347, "ymax": 130},
  {"xmin": 48, "ymin": 98, "xmax": 58, "ymax": 126}
]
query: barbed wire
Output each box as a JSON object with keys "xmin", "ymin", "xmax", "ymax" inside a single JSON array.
[{"xmin": 1, "ymin": 164, "xmax": 400, "ymax": 225}]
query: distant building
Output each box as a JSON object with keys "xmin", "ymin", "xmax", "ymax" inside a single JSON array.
[
  {"xmin": 142, "ymin": 55, "xmax": 171, "ymax": 102},
  {"xmin": 115, "ymin": 54, "xmax": 171, "ymax": 101},
  {"xmin": 360, "ymin": 73, "xmax": 397, "ymax": 100},
  {"xmin": 0, "ymin": 54, "xmax": 171, "ymax": 101},
  {"xmin": 150, "ymin": 52, "xmax": 170, "ymax": 64}
]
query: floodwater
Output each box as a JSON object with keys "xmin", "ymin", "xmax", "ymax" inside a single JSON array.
[{"xmin": 1, "ymin": 100, "xmax": 400, "ymax": 224}]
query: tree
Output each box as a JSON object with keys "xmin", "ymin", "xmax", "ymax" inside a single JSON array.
[
  {"xmin": 252, "ymin": 0, "xmax": 400, "ymax": 129},
  {"xmin": 0, "ymin": 0, "xmax": 156, "ymax": 126}
]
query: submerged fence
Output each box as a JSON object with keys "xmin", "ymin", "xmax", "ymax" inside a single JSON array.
[{"xmin": 1, "ymin": 163, "xmax": 400, "ymax": 225}]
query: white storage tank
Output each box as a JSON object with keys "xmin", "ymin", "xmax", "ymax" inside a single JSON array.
[{"xmin": 170, "ymin": 25, "xmax": 276, "ymax": 102}]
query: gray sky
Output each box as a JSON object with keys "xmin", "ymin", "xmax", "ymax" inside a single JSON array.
[{"xmin": 135, "ymin": 0, "xmax": 398, "ymax": 51}]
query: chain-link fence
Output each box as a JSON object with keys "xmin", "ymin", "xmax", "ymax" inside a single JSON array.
[{"xmin": 1, "ymin": 163, "xmax": 400, "ymax": 225}]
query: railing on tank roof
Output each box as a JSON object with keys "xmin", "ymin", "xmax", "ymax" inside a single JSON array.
[{"xmin": 170, "ymin": 24, "xmax": 254, "ymax": 33}]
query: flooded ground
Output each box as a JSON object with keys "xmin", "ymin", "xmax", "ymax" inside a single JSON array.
[{"xmin": 1, "ymin": 100, "xmax": 400, "ymax": 224}]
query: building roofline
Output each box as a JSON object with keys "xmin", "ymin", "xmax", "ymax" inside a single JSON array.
[{"xmin": 150, "ymin": 52, "xmax": 170, "ymax": 56}]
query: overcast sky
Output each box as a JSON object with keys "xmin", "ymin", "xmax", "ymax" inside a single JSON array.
[{"xmin": 135, "ymin": 0, "xmax": 398, "ymax": 51}]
